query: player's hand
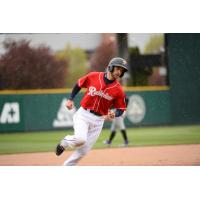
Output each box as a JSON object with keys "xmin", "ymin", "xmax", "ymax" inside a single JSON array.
[
  {"xmin": 104, "ymin": 110, "xmax": 115, "ymax": 121},
  {"xmin": 66, "ymin": 99, "xmax": 74, "ymax": 110}
]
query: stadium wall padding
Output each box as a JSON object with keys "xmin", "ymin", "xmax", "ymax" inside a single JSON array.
[
  {"xmin": 0, "ymin": 89, "xmax": 170, "ymax": 132},
  {"xmin": 166, "ymin": 34, "xmax": 200, "ymax": 124}
]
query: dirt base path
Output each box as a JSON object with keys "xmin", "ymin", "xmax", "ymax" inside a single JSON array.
[{"xmin": 0, "ymin": 144, "xmax": 200, "ymax": 166}]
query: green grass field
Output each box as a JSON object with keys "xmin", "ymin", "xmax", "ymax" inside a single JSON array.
[{"xmin": 0, "ymin": 125, "xmax": 200, "ymax": 154}]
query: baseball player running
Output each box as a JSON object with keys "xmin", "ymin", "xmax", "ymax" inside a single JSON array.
[{"xmin": 55, "ymin": 57, "xmax": 128, "ymax": 166}]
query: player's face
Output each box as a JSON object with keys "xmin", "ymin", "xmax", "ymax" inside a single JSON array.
[{"xmin": 111, "ymin": 66, "xmax": 124, "ymax": 79}]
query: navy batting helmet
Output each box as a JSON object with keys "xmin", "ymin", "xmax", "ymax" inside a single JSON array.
[{"xmin": 108, "ymin": 57, "xmax": 128, "ymax": 77}]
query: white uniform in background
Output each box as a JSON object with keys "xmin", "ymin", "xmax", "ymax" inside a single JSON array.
[{"xmin": 110, "ymin": 111, "xmax": 126, "ymax": 132}]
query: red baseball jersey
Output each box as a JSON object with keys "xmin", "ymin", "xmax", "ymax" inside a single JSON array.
[{"xmin": 77, "ymin": 72, "xmax": 126, "ymax": 116}]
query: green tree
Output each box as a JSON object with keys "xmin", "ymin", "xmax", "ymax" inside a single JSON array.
[
  {"xmin": 90, "ymin": 35, "xmax": 117, "ymax": 72},
  {"xmin": 56, "ymin": 45, "xmax": 88, "ymax": 87},
  {"xmin": 144, "ymin": 34, "xmax": 164, "ymax": 54},
  {"xmin": 0, "ymin": 39, "xmax": 68, "ymax": 89},
  {"xmin": 144, "ymin": 34, "xmax": 166, "ymax": 86}
]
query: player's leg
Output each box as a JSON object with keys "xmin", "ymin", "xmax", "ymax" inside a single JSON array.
[
  {"xmin": 119, "ymin": 117, "xmax": 129, "ymax": 146},
  {"xmin": 55, "ymin": 111, "xmax": 88, "ymax": 156},
  {"xmin": 107, "ymin": 131, "xmax": 116, "ymax": 144},
  {"xmin": 104, "ymin": 119, "xmax": 117, "ymax": 145},
  {"xmin": 63, "ymin": 119, "xmax": 104, "ymax": 166},
  {"xmin": 62, "ymin": 146, "xmax": 89, "ymax": 166},
  {"xmin": 120, "ymin": 129, "xmax": 128, "ymax": 145},
  {"xmin": 109, "ymin": 119, "xmax": 117, "ymax": 143}
]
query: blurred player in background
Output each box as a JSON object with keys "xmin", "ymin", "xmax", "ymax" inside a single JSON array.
[
  {"xmin": 104, "ymin": 96, "xmax": 129, "ymax": 147},
  {"xmin": 55, "ymin": 57, "xmax": 128, "ymax": 166}
]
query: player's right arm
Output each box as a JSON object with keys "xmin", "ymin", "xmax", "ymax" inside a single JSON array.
[
  {"xmin": 66, "ymin": 99, "xmax": 74, "ymax": 110},
  {"xmin": 66, "ymin": 83, "xmax": 81, "ymax": 110},
  {"xmin": 66, "ymin": 72, "xmax": 93, "ymax": 110}
]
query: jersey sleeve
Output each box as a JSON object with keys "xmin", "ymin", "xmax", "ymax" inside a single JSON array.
[
  {"xmin": 77, "ymin": 73, "xmax": 90, "ymax": 88},
  {"xmin": 125, "ymin": 96, "xmax": 129, "ymax": 107},
  {"xmin": 113, "ymin": 91, "xmax": 126, "ymax": 111}
]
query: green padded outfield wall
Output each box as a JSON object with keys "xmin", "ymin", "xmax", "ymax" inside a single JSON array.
[
  {"xmin": 0, "ymin": 88, "xmax": 170, "ymax": 132},
  {"xmin": 167, "ymin": 34, "xmax": 200, "ymax": 124}
]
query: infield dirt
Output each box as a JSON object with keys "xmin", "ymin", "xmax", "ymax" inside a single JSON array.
[{"xmin": 0, "ymin": 144, "xmax": 200, "ymax": 166}]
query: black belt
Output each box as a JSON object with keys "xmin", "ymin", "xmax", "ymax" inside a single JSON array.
[{"xmin": 83, "ymin": 108, "xmax": 102, "ymax": 116}]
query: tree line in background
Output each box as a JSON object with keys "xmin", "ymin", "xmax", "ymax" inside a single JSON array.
[
  {"xmin": 0, "ymin": 40, "xmax": 68, "ymax": 89},
  {"xmin": 0, "ymin": 38, "xmax": 117, "ymax": 89},
  {"xmin": 0, "ymin": 34, "xmax": 164, "ymax": 89}
]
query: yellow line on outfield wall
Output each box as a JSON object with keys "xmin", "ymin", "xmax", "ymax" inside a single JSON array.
[
  {"xmin": 0, "ymin": 86, "xmax": 169, "ymax": 95},
  {"xmin": 123, "ymin": 86, "xmax": 170, "ymax": 91},
  {"xmin": 0, "ymin": 88, "xmax": 71, "ymax": 94}
]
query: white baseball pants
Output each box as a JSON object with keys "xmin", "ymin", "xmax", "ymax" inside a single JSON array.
[
  {"xmin": 111, "ymin": 116, "xmax": 126, "ymax": 132},
  {"xmin": 61, "ymin": 107, "xmax": 104, "ymax": 166}
]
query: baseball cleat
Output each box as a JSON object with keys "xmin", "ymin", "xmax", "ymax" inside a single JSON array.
[
  {"xmin": 118, "ymin": 141, "xmax": 129, "ymax": 147},
  {"xmin": 103, "ymin": 140, "xmax": 111, "ymax": 147},
  {"xmin": 55, "ymin": 144, "xmax": 65, "ymax": 156}
]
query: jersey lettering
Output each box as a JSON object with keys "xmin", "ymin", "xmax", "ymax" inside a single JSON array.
[{"xmin": 88, "ymin": 86, "xmax": 113, "ymax": 100}]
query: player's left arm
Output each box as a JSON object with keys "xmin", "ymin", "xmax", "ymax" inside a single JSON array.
[
  {"xmin": 113, "ymin": 92, "xmax": 126, "ymax": 117},
  {"xmin": 115, "ymin": 109, "xmax": 124, "ymax": 117},
  {"xmin": 104, "ymin": 110, "xmax": 115, "ymax": 121},
  {"xmin": 104, "ymin": 107, "xmax": 124, "ymax": 121}
]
